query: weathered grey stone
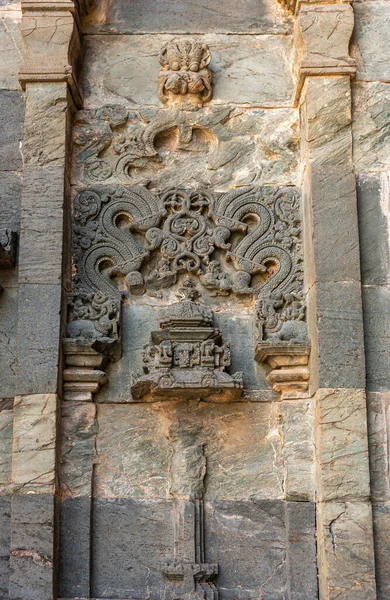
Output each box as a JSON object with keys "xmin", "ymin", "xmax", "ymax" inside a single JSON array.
[
  {"xmin": 72, "ymin": 106, "xmax": 299, "ymax": 190},
  {"xmin": 372, "ymin": 503, "xmax": 390, "ymax": 600},
  {"xmin": 303, "ymin": 77, "xmax": 353, "ymax": 166},
  {"xmin": 205, "ymin": 500, "xmax": 317, "ymax": 600},
  {"xmin": 0, "ymin": 399, "xmax": 13, "ymax": 487},
  {"xmin": 82, "ymin": 34, "xmax": 294, "ymax": 109},
  {"xmin": 83, "ymin": 0, "xmax": 292, "ymax": 34},
  {"xmin": 353, "ymin": 2, "xmax": 390, "ymax": 81},
  {"xmin": 315, "ymin": 389, "xmax": 370, "ymax": 502},
  {"xmin": 9, "ymin": 494, "xmax": 55, "ymax": 600},
  {"xmin": 16, "ymin": 284, "xmax": 62, "ymax": 395},
  {"xmin": 91, "ymin": 498, "xmax": 173, "ymax": 599},
  {"xmin": 60, "ymin": 401, "xmax": 97, "ymax": 497},
  {"xmin": 305, "ymin": 166, "xmax": 361, "ymax": 284},
  {"xmin": 0, "ymin": 287, "xmax": 18, "ymax": 398},
  {"xmin": 280, "ymin": 400, "xmax": 314, "ymax": 501},
  {"xmin": 24, "ymin": 83, "xmax": 68, "ymax": 168},
  {"xmin": 94, "ymin": 403, "xmax": 170, "ymax": 499},
  {"xmin": 352, "ymin": 82, "xmax": 390, "ymax": 171},
  {"xmin": 357, "ymin": 174, "xmax": 390, "ymax": 286},
  {"xmin": 285, "ymin": 502, "xmax": 318, "ymax": 600},
  {"xmin": 307, "ymin": 282, "xmax": 366, "ymax": 390},
  {"xmin": 0, "ymin": 90, "xmax": 24, "ymax": 171},
  {"xmin": 0, "ymin": 172, "xmax": 21, "ymax": 234},
  {"xmin": 317, "ymin": 501, "xmax": 377, "ymax": 600},
  {"xmin": 59, "ymin": 496, "xmax": 91, "ymax": 599},
  {"xmin": 367, "ymin": 392, "xmax": 390, "ymax": 502},
  {"xmin": 0, "ymin": 8, "xmax": 24, "ymax": 90},
  {"xmin": 362, "ymin": 284, "xmax": 390, "ymax": 392},
  {"xmin": 0, "ymin": 495, "xmax": 10, "ymax": 599},
  {"xmin": 12, "ymin": 394, "xmax": 57, "ymax": 494},
  {"xmin": 19, "ymin": 168, "xmax": 67, "ymax": 286}
]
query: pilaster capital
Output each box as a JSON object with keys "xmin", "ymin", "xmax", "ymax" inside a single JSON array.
[
  {"xmin": 293, "ymin": 3, "xmax": 356, "ymax": 105},
  {"xmin": 18, "ymin": 0, "xmax": 85, "ymax": 107}
]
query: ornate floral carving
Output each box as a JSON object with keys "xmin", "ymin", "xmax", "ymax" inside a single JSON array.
[
  {"xmin": 71, "ymin": 185, "xmax": 303, "ymax": 305},
  {"xmin": 131, "ymin": 278, "xmax": 243, "ymax": 401},
  {"xmin": 158, "ymin": 40, "xmax": 212, "ymax": 109}
]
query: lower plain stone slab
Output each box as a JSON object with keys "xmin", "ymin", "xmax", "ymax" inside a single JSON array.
[
  {"xmin": 0, "ymin": 399, "xmax": 13, "ymax": 486},
  {"xmin": 59, "ymin": 497, "xmax": 92, "ymax": 599},
  {"xmin": 367, "ymin": 392, "xmax": 390, "ymax": 502},
  {"xmin": 372, "ymin": 503, "xmax": 390, "ymax": 600},
  {"xmin": 0, "ymin": 287, "xmax": 18, "ymax": 398},
  {"xmin": 0, "ymin": 495, "xmax": 10, "ymax": 599},
  {"xmin": 0, "ymin": 90, "xmax": 24, "ymax": 171},
  {"xmin": 353, "ymin": 2, "xmax": 390, "ymax": 82},
  {"xmin": 9, "ymin": 493, "xmax": 56, "ymax": 600},
  {"xmin": 317, "ymin": 501, "xmax": 376, "ymax": 600},
  {"xmin": 91, "ymin": 498, "xmax": 173, "ymax": 599}
]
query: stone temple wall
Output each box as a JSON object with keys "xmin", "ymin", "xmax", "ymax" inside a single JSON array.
[{"xmin": 0, "ymin": 0, "xmax": 388, "ymax": 599}]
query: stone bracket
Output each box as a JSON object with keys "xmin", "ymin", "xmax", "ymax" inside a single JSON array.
[
  {"xmin": 255, "ymin": 341, "xmax": 311, "ymax": 399},
  {"xmin": 63, "ymin": 339, "xmax": 109, "ymax": 401}
]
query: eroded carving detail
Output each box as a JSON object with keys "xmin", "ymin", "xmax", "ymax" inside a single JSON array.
[
  {"xmin": 0, "ymin": 229, "xmax": 17, "ymax": 269},
  {"xmin": 71, "ymin": 185, "xmax": 303, "ymax": 304},
  {"xmin": 131, "ymin": 278, "xmax": 243, "ymax": 401},
  {"xmin": 158, "ymin": 40, "xmax": 212, "ymax": 109}
]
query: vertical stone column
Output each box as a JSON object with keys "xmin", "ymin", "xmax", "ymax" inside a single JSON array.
[
  {"xmin": 9, "ymin": 2, "xmax": 83, "ymax": 598},
  {"xmin": 295, "ymin": 4, "xmax": 377, "ymax": 599}
]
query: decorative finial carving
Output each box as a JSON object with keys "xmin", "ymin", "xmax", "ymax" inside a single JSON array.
[
  {"xmin": 158, "ymin": 39, "xmax": 212, "ymax": 109},
  {"xmin": 131, "ymin": 277, "xmax": 243, "ymax": 401}
]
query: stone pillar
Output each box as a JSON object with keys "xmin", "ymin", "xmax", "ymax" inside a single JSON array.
[
  {"xmin": 9, "ymin": 2, "xmax": 83, "ymax": 598},
  {"xmin": 295, "ymin": 4, "xmax": 377, "ymax": 598}
]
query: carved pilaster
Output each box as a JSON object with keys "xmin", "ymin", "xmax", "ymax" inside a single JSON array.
[
  {"xmin": 19, "ymin": 0, "xmax": 83, "ymax": 107},
  {"xmin": 293, "ymin": 4, "xmax": 356, "ymax": 106}
]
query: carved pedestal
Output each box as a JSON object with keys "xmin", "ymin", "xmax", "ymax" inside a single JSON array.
[
  {"xmin": 63, "ymin": 339, "xmax": 109, "ymax": 401},
  {"xmin": 255, "ymin": 341, "xmax": 310, "ymax": 399}
]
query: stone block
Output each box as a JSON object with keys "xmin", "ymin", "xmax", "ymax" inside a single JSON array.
[
  {"xmin": 24, "ymin": 83, "xmax": 68, "ymax": 168},
  {"xmin": 72, "ymin": 106, "xmax": 299, "ymax": 190},
  {"xmin": 60, "ymin": 401, "xmax": 97, "ymax": 497},
  {"xmin": 0, "ymin": 495, "xmax": 10, "ymax": 599},
  {"xmin": 280, "ymin": 400, "xmax": 314, "ymax": 501},
  {"xmin": 16, "ymin": 284, "xmax": 63, "ymax": 396},
  {"xmin": 83, "ymin": 0, "xmax": 292, "ymax": 34},
  {"xmin": 372, "ymin": 503, "xmax": 390, "ymax": 600},
  {"xmin": 59, "ymin": 496, "xmax": 91, "ymax": 599},
  {"xmin": 357, "ymin": 174, "xmax": 390, "ymax": 286},
  {"xmin": 205, "ymin": 499, "xmax": 317, "ymax": 600},
  {"xmin": 91, "ymin": 498, "xmax": 173, "ymax": 599},
  {"xmin": 12, "ymin": 394, "xmax": 57, "ymax": 494},
  {"xmin": 19, "ymin": 168, "xmax": 66, "ymax": 286},
  {"xmin": 352, "ymin": 82, "xmax": 390, "ymax": 171},
  {"xmin": 362, "ymin": 285, "xmax": 390, "ymax": 392},
  {"xmin": 353, "ymin": 2, "xmax": 390, "ymax": 81},
  {"xmin": 317, "ymin": 501, "xmax": 376, "ymax": 600},
  {"xmin": 315, "ymin": 389, "xmax": 370, "ymax": 502},
  {"xmin": 0, "ymin": 287, "xmax": 18, "ymax": 399},
  {"xmin": 0, "ymin": 90, "xmax": 24, "ymax": 171},
  {"xmin": 0, "ymin": 399, "xmax": 13, "ymax": 486},
  {"xmin": 82, "ymin": 34, "xmax": 294, "ymax": 109},
  {"xmin": 367, "ymin": 392, "xmax": 390, "ymax": 502},
  {"xmin": 9, "ymin": 493, "xmax": 55, "ymax": 600},
  {"xmin": 304, "ymin": 77, "xmax": 353, "ymax": 166},
  {"xmin": 0, "ymin": 8, "xmax": 24, "ymax": 90},
  {"xmin": 307, "ymin": 282, "xmax": 366, "ymax": 390},
  {"xmin": 93, "ymin": 403, "xmax": 170, "ymax": 499},
  {"xmin": 0, "ymin": 172, "xmax": 21, "ymax": 234},
  {"xmin": 285, "ymin": 502, "xmax": 318, "ymax": 600},
  {"xmin": 305, "ymin": 166, "xmax": 361, "ymax": 284}
]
